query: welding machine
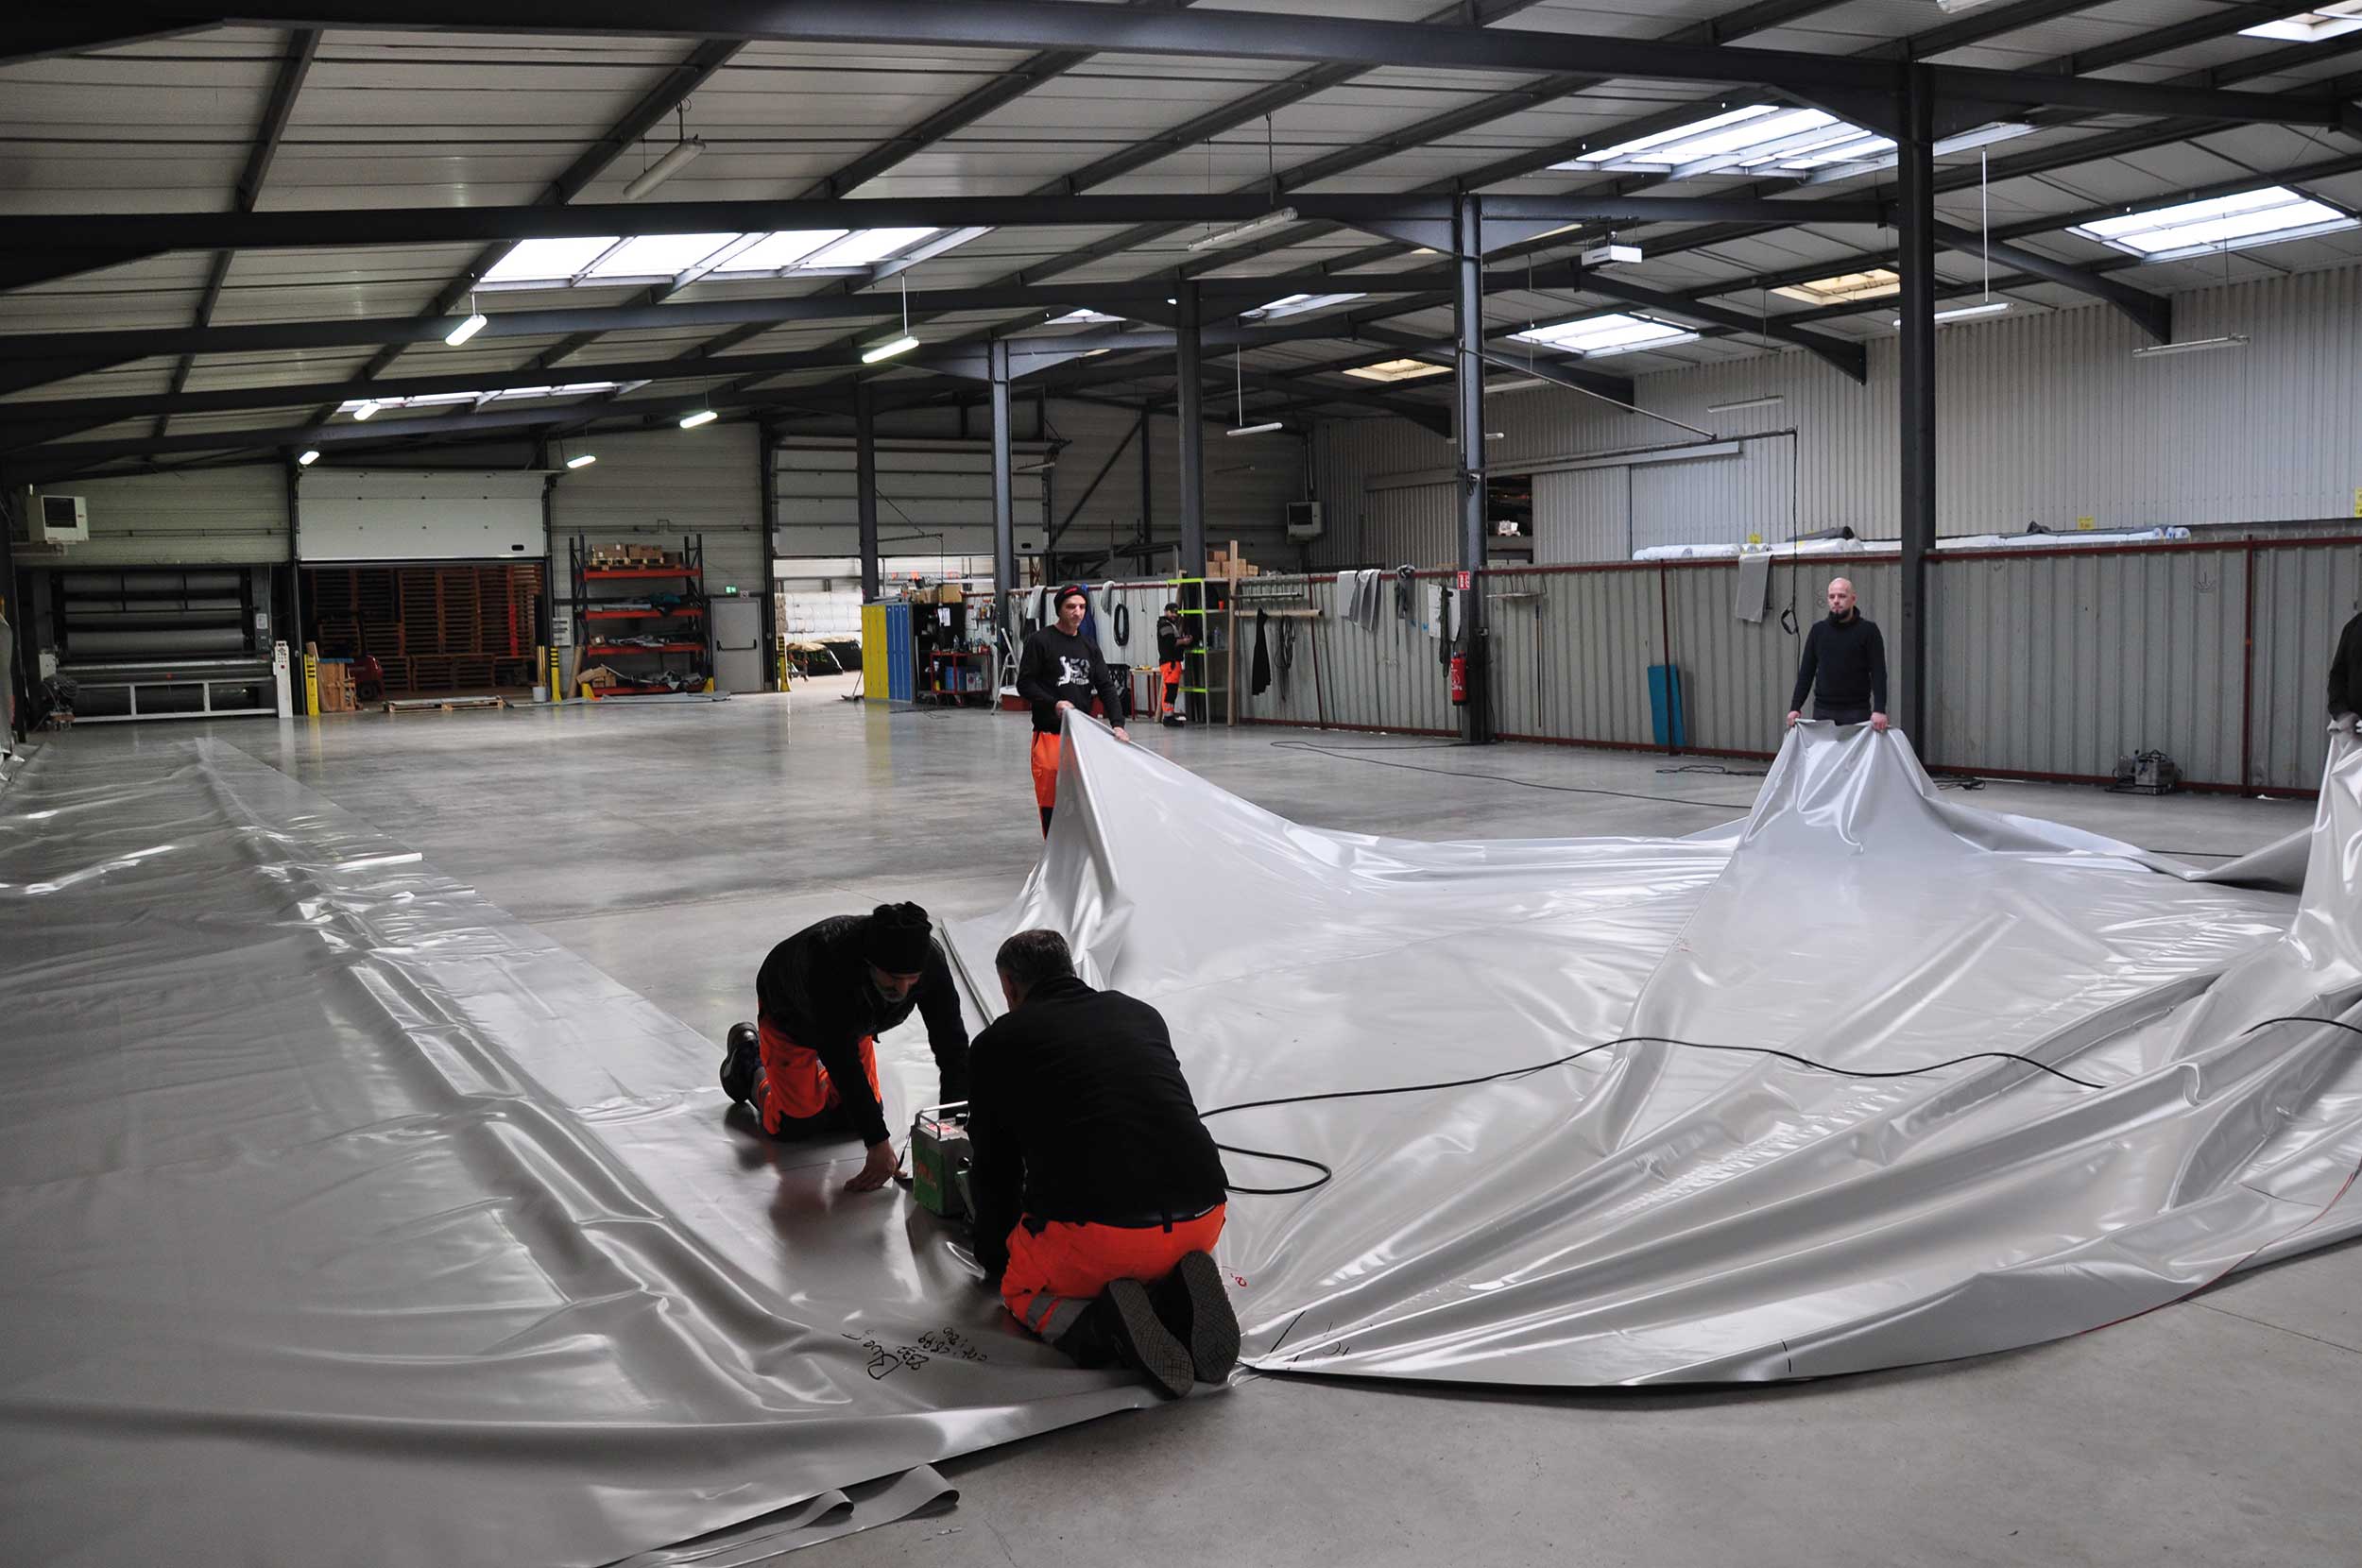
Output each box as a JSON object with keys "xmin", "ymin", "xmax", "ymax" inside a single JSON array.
[
  {"xmin": 910, "ymin": 1101, "xmax": 973, "ymax": 1219},
  {"xmin": 2110, "ymin": 750, "xmax": 2181, "ymax": 795}
]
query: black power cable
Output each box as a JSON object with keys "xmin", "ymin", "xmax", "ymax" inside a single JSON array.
[{"xmin": 1267, "ymin": 739, "xmax": 1753, "ymax": 812}]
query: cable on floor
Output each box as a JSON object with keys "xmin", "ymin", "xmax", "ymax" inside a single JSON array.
[{"xmin": 1267, "ymin": 739, "xmax": 1754, "ymax": 812}]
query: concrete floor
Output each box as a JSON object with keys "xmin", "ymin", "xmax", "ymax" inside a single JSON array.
[{"xmin": 59, "ymin": 682, "xmax": 2360, "ymax": 1567}]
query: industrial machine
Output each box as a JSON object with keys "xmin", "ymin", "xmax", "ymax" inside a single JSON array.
[
  {"xmin": 1284, "ymin": 500, "xmax": 1324, "ymax": 541},
  {"xmin": 909, "ymin": 1100, "xmax": 973, "ymax": 1220},
  {"xmin": 2111, "ymin": 750, "xmax": 2182, "ymax": 795}
]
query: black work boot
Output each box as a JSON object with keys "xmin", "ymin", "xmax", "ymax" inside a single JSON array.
[
  {"xmin": 1068, "ymin": 1279, "xmax": 1192, "ymax": 1398},
  {"xmin": 719, "ymin": 1021, "xmax": 760, "ymax": 1102},
  {"xmin": 1151, "ymin": 1251, "xmax": 1241, "ymax": 1384}
]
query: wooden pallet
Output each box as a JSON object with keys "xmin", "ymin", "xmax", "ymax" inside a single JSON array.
[{"xmin": 383, "ymin": 695, "xmax": 509, "ymax": 714}]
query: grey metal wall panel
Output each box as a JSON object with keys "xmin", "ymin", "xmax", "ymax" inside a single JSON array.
[
  {"xmin": 30, "ymin": 466, "xmax": 286, "ymax": 567},
  {"xmin": 1361, "ymin": 482, "xmax": 1459, "ymax": 570},
  {"xmin": 1532, "ymin": 468, "xmax": 1627, "ymax": 563},
  {"xmin": 555, "ymin": 423, "xmax": 765, "ymax": 595},
  {"xmin": 2251, "ymin": 542, "xmax": 2362, "ymax": 792}
]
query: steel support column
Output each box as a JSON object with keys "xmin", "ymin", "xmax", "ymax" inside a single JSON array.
[
  {"xmin": 1453, "ymin": 193, "xmax": 1493, "ymax": 746},
  {"xmin": 758, "ymin": 418, "xmax": 779, "ymax": 689},
  {"xmin": 854, "ymin": 383, "xmax": 881, "ymax": 602},
  {"xmin": 284, "ymin": 454, "xmax": 308, "ymax": 715},
  {"xmin": 1895, "ymin": 70, "xmax": 1937, "ymax": 741},
  {"xmin": 989, "ymin": 338, "xmax": 1017, "ymax": 644},
  {"xmin": 1174, "ymin": 281, "xmax": 1205, "ymax": 575}
]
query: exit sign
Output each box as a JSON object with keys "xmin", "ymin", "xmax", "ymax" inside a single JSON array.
[{"xmin": 1455, "ymin": 571, "xmax": 1472, "ymax": 589}]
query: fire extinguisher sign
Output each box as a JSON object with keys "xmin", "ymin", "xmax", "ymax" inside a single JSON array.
[{"xmin": 1455, "ymin": 570, "xmax": 1472, "ymax": 590}]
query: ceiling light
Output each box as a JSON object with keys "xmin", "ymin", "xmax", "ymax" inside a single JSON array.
[
  {"xmin": 1483, "ymin": 432, "xmax": 1507, "ymax": 440},
  {"xmin": 297, "ymin": 449, "xmax": 319, "ymax": 466},
  {"xmin": 1936, "ymin": 0, "xmax": 2009, "ymax": 13},
  {"xmin": 1227, "ymin": 420, "xmax": 1284, "ymax": 436},
  {"xmin": 2070, "ymin": 186, "xmax": 2358, "ymax": 263},
  {"xmin": 622, "ymin": 137, "xmax": 705, "ymax": 200},
  {"xmin": 861, "ymin": 333, "xmax": 919, "ymax": 364},
  {"xmin": 1582, "ymin": 242, "xmax": 1642, "ymax": 266},
  {"xmin": 1188, "ymin": 207, "xmax": 1299, "ymax": 251},
  {"xmin": 351, "ymin": 401, "xmax": 378, "ymax": 420},
  {"xmin": 1246, "ymin": 292, "xmax": 1365, "ymax": 319},
  {"xmin": 679, "ymin": 408, "xmax": 719, "ymax": 428},
  {"xmin": 1483, "ymin": 376, "xmax": 1546, "ymax": 396},
  {"xmin": 566, "ymin": 453, "xmax": 597, "ymax": 469},
  {"xmin": 1772, "ymin": 268, "xmax": 1899, "ymax": 306},
  {"xmin": 1706, "ymin": 392, "xmax": 1786, "ymax": 413},
  {"xmin": 2131, "ymin": 334, "xmax": 2251, "ymax": 359},
  {"xmin": 2240, "ymin": 5, "xmax": 2362, "ymax": 43},
  {"xmin": 1891, "ymin": 299, "xmax": 2011, "ymax": 326},
  {"xmin": 1344, "ymin": 358, "xmax": 1450, "ymax": 383},
  {"xmin": 1510, "ymin": 313, "xmax": 1700, "ymax": 358},
  {"xmin": 444, "ymin": 310, "xmax": 488, "ymax": 346},
  {"xmin": 1014, "ymin": 459, "xmax": 1057, "ymax": 475}
]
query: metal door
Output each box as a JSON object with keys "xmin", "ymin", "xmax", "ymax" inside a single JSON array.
[{"xmin": 710, "ymin": 596, "xmax": 762, "ymax": 693}]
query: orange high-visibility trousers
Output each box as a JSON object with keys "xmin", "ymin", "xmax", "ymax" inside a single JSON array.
[
  {"xmin": 1029, "ymin": 730, "xmax": 1062, "ymax": 810},
  {"xmin": 1158, "ymin": 659, "xmax": 1184, "ymax": 716},
  {"xmin": 1001, "ymin": 1205, "xmax": 1227, "ymax": 1342},
  {"xmin": 749, "ymin": 1017, "xmax": 881, "ymax": 1136}
]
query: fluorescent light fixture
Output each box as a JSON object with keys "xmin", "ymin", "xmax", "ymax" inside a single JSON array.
[
  {"xmin": 679, "ymin": 408, "xmax": 719, "ymax": 428},
  {"xmin": 585, "ymin": 231, "xmax": 744, "ymax": 281},
  {"xmin": 1891, "ymin": 299, "xmax": 2012, "ymax": 326},
  {"xmin": 1047, "ymin": 307, "xmax": 1123, "ymax": 325},
  {"xmin": 1937, "ymin": 1, "xmax": 2009, "ymax": 14},
  {"xmin": 2070, "ymin": 186, "xmax": 2358, "ymax": 263},
  {"xmin": 566, "ymin": 453, "xmax": 597, "ymax": 469},
  {"xmin": 1344, "ymin": 357, "xmax": 1450, "ymax": 383},
  {"xmin": 1582, "ymin": 242, "xmax": 1642, "ymax": 266},
  {"xmin": 1187, "ymin": 207, "xmax": 1299, "ymax": 252},
  {"xmin": 1510, "ymin": 312, "xmax": 1700, "ymax": 358},
  {"xmin": 1246, "ymin": 292, "xmax": 1365, "ymax": 320},
  {"xmin": 1483, "ymin": 432, "xmax": 1507, "ymax": 440},
  {"xmin": 351, "ymin": 400, "xmax": 378, "ymax": 420},
  {"xmin": 1014, "ymin": 459, "xmax": 1057, "ymax": 475},
  {"xmin": 444, "ymin": 311, "xmax": 488, "ymax": 346},
  {"xmin": 861, "ymin": 333, "xmax": 919, "ymax": 364},
  {"xmin": 1706, "ymin": 392, "xmax": 1786, "ymax": 414},
  {"xmin": 1483, "ymin": 375, "xmax": 1546, "ymax": 396},
  {"xmin": 483, "ymin": 235, "xmax": 620, "ymax": 284},
  {"xmin": 2240, "ymin": 5, "xmax": 2362, "ymax": 43},
  {"xmin": 335, "ymin": 382, "xmax": 637, "ymax": 416},
  {"xmin": 1227, "ymin": 420, "xmax": 1284, "ymax": 436},
  {"xmin": 297, "ymin": 449, "xmax": 319, "ymax": 466},
  {"xmin": 622, "ymin": 137, "xmax": 704, "ymax": 200},
  {"xmin": 798, "ymin": 228, "xmax": 938, "ymax": 270},
  {"xmin": 2131, "ymin": 334, "xmax": 2251, "ymax": 359},
  {"xmin": 1772, "ymin": 268, "xmax": 1899, "ymax": 306}
]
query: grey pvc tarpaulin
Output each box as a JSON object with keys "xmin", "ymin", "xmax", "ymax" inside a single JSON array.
[
  {"xmin": 952, "ymin": 718, "xmax": 2362, "ymax": 1385},
  {"xmin": 0, "ymin": 740, "xmax": 1159, "ymax": 1567}
]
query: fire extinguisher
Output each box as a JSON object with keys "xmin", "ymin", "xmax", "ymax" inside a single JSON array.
[{"xmin": 1449, "ymin": 651, "xmax": 1468, "ymax": 706}]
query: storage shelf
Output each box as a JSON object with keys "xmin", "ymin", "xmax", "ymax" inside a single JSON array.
[
  {"xmin": 584, "ymin": 605, "xmax": 703, "ymax": 621},
  {"xmin": 584, "ymin": 641, "xmax": 707, "ymax": 655},
  {"xmin": 585, "ymin": 567, "xmax": 697, "ymax": 580}
]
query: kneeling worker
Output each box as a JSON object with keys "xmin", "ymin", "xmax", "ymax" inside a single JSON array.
[
  {"xmin": 968, "ymin": 929, "xmax": 1237, "ymax": 1397},
  {"xmin": 1018, "ymin": 584, "xmax": 1129, "ymax": 834},
  {"xmin": 721, "ymin": 903, "xmax": 969, "ymax": 1193}
]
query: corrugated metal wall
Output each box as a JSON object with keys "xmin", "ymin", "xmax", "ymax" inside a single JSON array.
[
  {"xmin": 1231, "ymin": 538, "xmax": 2353, "ymax": 793},
  {"xmin": 1043, "ymin": 399, "xmax": 1304, "ymax": 568},
  {"xmin": 29, "ymin": 465, "xmax": 286, "ymax": 566},
  {"xmin": 774, "ymin": 435, "xmax": 1050, "ymax": 562},
  {"xmin": 554, "ymin": 423, "xmax": 765, "ymax": 594},
  {"xmin": 1312, "ymin": 265, "xmax": 2362, "ymax": 567}
]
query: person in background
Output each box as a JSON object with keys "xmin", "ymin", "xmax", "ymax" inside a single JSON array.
[
  {"xmin": 2327, "ymin": 608, "xmax": 2362, "ymax": 735},
  {"xmin": 1155, "ymin": 600, "xmax": 1193, "ymax": 727},
  {"xmin": 721, "ymin": 903, "xmax": 968, "ymax": 1194},
  {"xmin": 1018, "ymin": 584, "xmax": 1129, "ymax": 834},
  {"xmin": 967, "ymin": 929, "xmax": 1236, "ymax": 1399},
  {"xmin": 1786, "ymin": 576, "xmax": 1890, "ymax": 732}
]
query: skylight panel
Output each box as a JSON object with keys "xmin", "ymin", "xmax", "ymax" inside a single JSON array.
[
  {"xmin": 1343, "ymin": 358, "xmax": 1449, "ymax": 383},
  {"xmin": 337, "ymin": 382, "xmax": 637, "ymax": 416},
  {"xmin": 796, "ymin": 228, "xmax": 939, "ymax": 269},
  {"xmin": 481, "ymin": 236, "xmax": 620, "ymax": 285},
  {"xmin": 1509, "ymin": 314, "xmax": 1700, "ymax": 357},
  {"xmin": 2241, "ymin": 5, "xmax": 2362, "ymax": 43},
  {"xmin": 712, "ymin": 230, "xmax": 850, "ymax": 274},
  {"xmin": 2070, "ymin": 186, "xmax": 2357, "ymax": 262},
  {"xmin": 1246, "ymin": 292, "xmax": 1366, "ymax": 319},
  {"xmin": 1046, "ymin": 307, "xmax": 1124, "ymax": 325},
  {"xmin": 1771, "ymin": 268, "xmax": 1900, "ymax": 306},
  {"xmin": 581, "ymin": 233, "xmax": 745, "ymax": 281}
]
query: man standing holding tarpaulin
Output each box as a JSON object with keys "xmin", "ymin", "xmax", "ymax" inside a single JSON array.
[
  {"xmin": 1018, "ymin": 584, "xmax": 1129, "ymax": 834},
  {"xmin": 1787, "ymin": 576, "xmax": 1890, "ymax": 731}
]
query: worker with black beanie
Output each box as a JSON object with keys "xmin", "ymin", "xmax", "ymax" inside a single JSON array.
[
  {"xmin": 1017, "ymin": 583, "xmax": 1130, "ymax": 834},
  {"xmin": 721, "ymin": 903, "xmax": 970, "ymax": 1193}
]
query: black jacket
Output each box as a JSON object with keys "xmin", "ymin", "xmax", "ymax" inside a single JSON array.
[
  {"xmin": 967, "ymin": 975, "xmax": 1228, "ymax": 1279},
  {"xmin": 1155, "ymin": 614, "xmax": 1191, "ymax": 665},
  {"xmin": 1789, "ymin": 610, "xmax": 1889, "ymax": 713},
  {"xmin": 2330, "ymin": 613, "xmax": 2362, "ymax": 719},
  {"xmin": 1017, "ymin": 625, "xmax": 1124, "ymax": 735},
  {"xmin": 754, "ymin": 915, "xmax": 970, "ymax": 1148}
]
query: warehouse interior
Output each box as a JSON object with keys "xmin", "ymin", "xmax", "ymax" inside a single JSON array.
[{"xmin": 4, "ymin": 4, "xmax": 2362, "ymax": 1565}]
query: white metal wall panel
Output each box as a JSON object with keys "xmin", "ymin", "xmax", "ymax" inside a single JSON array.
[
  {"xmin": 1043, "ymin": 401, "xmax": 1303, "ymax": 567},
  {"xmin": 556, "ymin": 423, "xmax": 765, "ymax": 595},
  {"xmin": 1361, "ymin": 482, "xmax": 1459, "ymax": 569},
  {"xmin": 30, "ymin": 466, "xmax": 285, "ymax": 567},
  {"xmin": 1630, "ymin": 435, "xmax": 1798, "ymax": 553},
  {"xmin": 774, "ymin": 437, "xmax": 1049, "ymax": 563},
  {"xmin": 1532, "ymin": 468, "xmax": 1627, "ymax": 563},
  {"xmin": 2250, "ymin": 542, "xmax": 2362, "ymax": 792},
  {"xmin": 298, "ymin": 469, "xmax": 544, "ymax": 562}
]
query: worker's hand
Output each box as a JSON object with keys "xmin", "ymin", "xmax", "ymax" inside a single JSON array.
[
  {"xmin": 1054, "ymin": 699, "xmax": 1075, "ymax": 713},
  {"xmin": 846, "ymin": 1139, "xmax": 899, "ymax": 1193},
  {"xmin": 2335, "ymin": 712, "xmax": 2358, "ymax": 735},
  {"xmin": 1785, "ymin": 709, "xmax": 1802, "ymax": 728},
  {"xmin": 1870, "ymin": 711, "xmax": 1890, "ymax": 732},
  {"xmin": 1111, "ymin": 725, "xmax": 1131, "ymax": 743}
]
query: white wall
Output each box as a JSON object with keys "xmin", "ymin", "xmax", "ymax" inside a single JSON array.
[
  {"xmin": 297, "ymin": 469, "xmax": 543, "ymax": 562},
  {"xmin": 28, "ymin": 465, "xmax": 286, "ymax": 566},
  {"xmin": 551, "ymin": 423, "xmax": 765, "ymax": 595},
  {"xmin": 1311, "ymin": 262, "xmax": 2362, "ymax": 566}
]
